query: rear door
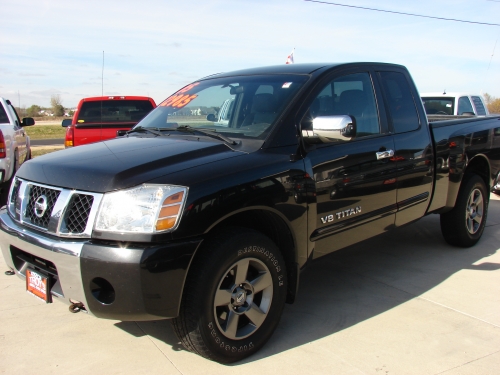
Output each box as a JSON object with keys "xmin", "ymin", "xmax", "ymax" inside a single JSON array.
[
  {"xmin": 375, "ymin": 69, "xmax": 434, "ymax": 226},
  {"xmin": 301, "ymin": 67, "xmax": 398, "ymax": 257}
]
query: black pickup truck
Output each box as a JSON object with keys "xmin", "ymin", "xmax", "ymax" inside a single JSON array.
[{"xmin": 1, "ymin": 63, "xmax": 500, "ymax": 363}]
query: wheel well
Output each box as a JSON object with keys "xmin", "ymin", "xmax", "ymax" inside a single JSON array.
[
  {"xmin": 464, "ymin": 155, "xmax": 490, "ymax": 190},
  {"xmin": 197, "ymin": 209, "xmax": 298, "ymax": 303}
]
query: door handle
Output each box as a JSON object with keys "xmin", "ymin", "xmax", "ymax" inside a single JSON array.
[{"xmin": 376, "ymin": 149, "xmax": 394, "ymax": 160}]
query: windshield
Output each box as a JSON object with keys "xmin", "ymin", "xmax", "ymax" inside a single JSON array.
[
  {"xmin": 136, "ymin": 74, "xmax": 308, "ymax": 140},
  {"xmin": 422, "ymin": 97, "xmax": 454, "ymax": 115}
]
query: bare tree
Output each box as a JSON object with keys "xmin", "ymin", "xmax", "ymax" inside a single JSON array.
[{"xmin": 50, "ymin": 95, "xmax": 65, "ymax": 116}]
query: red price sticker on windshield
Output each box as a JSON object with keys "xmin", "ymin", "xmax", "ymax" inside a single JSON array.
[{"xmin": 160, "ymin": 82, "xmax": 200, "ymax": 109}]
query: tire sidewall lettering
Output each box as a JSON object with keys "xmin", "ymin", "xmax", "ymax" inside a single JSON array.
[
  {"xmin": 238, "ymin": 246, "xmax": 283, "ymax": 276},
  {"xmin": 208, "ymin": 322, "xmax": 254, "ymax": 352}
]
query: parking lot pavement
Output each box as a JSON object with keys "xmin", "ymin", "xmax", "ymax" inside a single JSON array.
[{"xmin": 1, "ymin": 198, "xmax": 499, "ymax": 375}]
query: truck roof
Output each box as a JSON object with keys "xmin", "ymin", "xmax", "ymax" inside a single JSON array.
[
  {"xmin": 79, "ymin": 96, "xmax": 154, "ymax": 102},
  {"xmin": 202, "ymin": 62, "xmax": 407, "ymax": 80},
  {"xmin": 420, "ymin": 92, "xmax": 484, "ymax": 98}
]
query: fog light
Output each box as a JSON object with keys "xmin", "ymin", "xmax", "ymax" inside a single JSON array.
[{"xmin": 90, "ymin": 277, "xmax": 115, "ymax": 305}]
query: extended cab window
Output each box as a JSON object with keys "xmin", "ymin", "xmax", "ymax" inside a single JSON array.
[
  {"xmin": 458, "ymin": 96, "xmax": 474, "ymax": 115},
  {"xmin": 305, "ymin": 72, "xmax": 380, "ymax": 138},
  {"xmin": 378, "ymin": 71, "xmax": 419, "ymax": 133}
]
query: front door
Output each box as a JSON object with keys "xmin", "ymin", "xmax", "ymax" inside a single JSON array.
[{"xmin": 302, "ymin": 70, "xmax": 398, "ymax": 257}]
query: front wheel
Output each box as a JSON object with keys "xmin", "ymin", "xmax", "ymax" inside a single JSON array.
[
  {"xmin": 440, "ymin": 174, "xmax": 488, "ymax": 247},
  {"xmin": 171, "ymin": 228, "xmax": 287, "ymax": 363}
]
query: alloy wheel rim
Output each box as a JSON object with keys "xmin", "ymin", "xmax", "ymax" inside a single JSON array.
[
  {"xmin": 466, "ymin": 188, "xmax": 484, "ymax": 234},
  {"xmin": 213, "ymin": 257, "xmax": 273, "ymax": 340}
]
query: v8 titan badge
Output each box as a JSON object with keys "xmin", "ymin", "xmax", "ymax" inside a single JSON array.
[{"xmin": 26, "ymin": 268, "xmax": 51, "ymax": 303}]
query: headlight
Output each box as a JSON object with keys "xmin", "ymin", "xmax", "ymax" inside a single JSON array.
[{"xmin": 95, "ymin": 184, "xmax": 188, "ymax": 234}]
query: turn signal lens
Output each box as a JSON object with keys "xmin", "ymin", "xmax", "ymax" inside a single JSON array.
[
  {"xmin": 65, "ymin": 126, "xmax": 74, "ymax": 148},
  {"xmin": 158, "ymin": 205, "xmax": 180, "ymax": 217},
  {"xmin": 155, "ymin": 192, "xmax": 185, "ymax": 231},
  {"xmin": 156, "ymin": 217, "xmax": 177, "ymax": 231},
  {"xmin": 164, "ymin": 191, "xmax": 184, "ymax": 204},
  {"xmin": 0, "ymin": 130, "xmax": 6, "ymax": 158}
]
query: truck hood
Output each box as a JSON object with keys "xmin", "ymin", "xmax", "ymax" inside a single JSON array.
[{"xmin": 18, "ymin": 136, "xmax": 244, "ymax": 192}]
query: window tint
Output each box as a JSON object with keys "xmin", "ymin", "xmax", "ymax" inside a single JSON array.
[
  {"xmin": 77, "ymin": 100, "xmax": 154, "ymax": 124},
  {"xmin": 306, "ymin": 72, "xmax": 380, "ymax": 138},
  {"xmin": 378, "ymin": 71, "xmax": 419, "ymax": 133},
  {"xmin": 422, "ymin": 97, "xmax": 454, "ymax": 115},
  {"xmin": 457, "ymin": 96, "xmax": 474, "ymax": 115},
  {"xmin": 140, "ymin": 74, "xmax": 307, "ymax": 140},
  {"xmin": 471, "ymin": 96, "xmax": 487, "ymax": 115},
  {"xmin": 0, "ymin": 103, "xmax": 9, "ymax": 124}
]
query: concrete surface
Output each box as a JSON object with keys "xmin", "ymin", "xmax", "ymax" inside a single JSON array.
[{"xmin": 1, "ymin": 197, "xmax": 499, "ymax": 374}]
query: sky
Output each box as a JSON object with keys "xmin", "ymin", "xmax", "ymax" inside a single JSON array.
[{"xmin": 1, "ymin": 0, "xmax": 499, "ymax": 109}]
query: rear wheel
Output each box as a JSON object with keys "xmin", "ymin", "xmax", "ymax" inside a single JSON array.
[
  {"xmin": 440, "ymin": 174, "xmax": 488, "ymax": 247},
  {"xmin": 171, "ymin": 228, "xmax": 287, "ymax": 363}
]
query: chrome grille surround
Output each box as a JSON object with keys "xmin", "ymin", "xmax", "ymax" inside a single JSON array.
[{"xmin": 7, "ymin": 177, "xmax": 103, "ymax": 238}]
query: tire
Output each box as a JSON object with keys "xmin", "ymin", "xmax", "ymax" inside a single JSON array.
[
  {"xmin": 171, "ymin": 228, "xmax": 287, "ymax": 363},
  {"xmin": 440, "ymin": 174, "xmax": 488, "ymax": 247}
]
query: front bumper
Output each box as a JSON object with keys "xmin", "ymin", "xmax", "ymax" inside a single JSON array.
[{"xmin": 0, "ymin": 209, "xmax": 202, "ymax": 320}]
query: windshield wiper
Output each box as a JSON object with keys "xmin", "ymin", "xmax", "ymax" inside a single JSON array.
[
  {"xmin": 127, "ymin": 126, "xmax": 163, "ymax": 136},
  {"xmin": 175, "ymin": 125, "xmax": 238, "ymax": 145}
]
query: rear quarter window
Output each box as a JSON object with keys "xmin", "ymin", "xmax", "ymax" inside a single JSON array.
[{"xmin": 471, "ymin": 96, "xmax": 487, "ymax": 116}]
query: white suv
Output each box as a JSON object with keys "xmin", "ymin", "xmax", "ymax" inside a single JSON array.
[{"xmin": 0, "ymin": 97, "xmax": 34, "ymax": 204}]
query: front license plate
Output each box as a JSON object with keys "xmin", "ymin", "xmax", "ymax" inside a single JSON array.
[{"xmin": 26, "ymin": 268, "xmax": 51, "ymax": 303}]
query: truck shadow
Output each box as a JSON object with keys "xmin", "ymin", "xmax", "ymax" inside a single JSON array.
[{"xmin": 115, "ymin": 197, "xmax": 500, "ymax": 365}]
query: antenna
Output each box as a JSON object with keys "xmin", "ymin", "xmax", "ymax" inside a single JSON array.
[
  {"xmin": 101, "ymin": 51, "xmax": 104, "ymax": 136},
  {"xmin": 101, "ymin": 51, "xmax": 104, "ymax": 97}
]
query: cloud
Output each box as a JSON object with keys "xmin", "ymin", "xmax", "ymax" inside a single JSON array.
[
  {"xmin": 1, "ymin": 0, "xmax": 498, "ymax": 107},
  {"xmin": 156, "ymin": 42, "xmax": 182, "ymax": 48}
]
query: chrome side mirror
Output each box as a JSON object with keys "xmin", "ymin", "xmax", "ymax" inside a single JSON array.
[{"xmin": 302, "ymin": 115, "xmax": 356, "ymax": 143}]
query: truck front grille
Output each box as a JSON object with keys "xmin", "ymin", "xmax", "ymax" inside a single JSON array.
[
  {"xmin": 66, "ymin": 194, "xmax": 94, "ymax": 233},
  {"xmin": 7, "ymin": 178, "xmax": 103, "ymax": 238},
  {"xmin": 25, "ymin": 185, "xmax": 61, "ymax": 229}
]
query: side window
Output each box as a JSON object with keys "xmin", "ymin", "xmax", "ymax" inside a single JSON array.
[
  {"xmin": 471, "ymin": 96, "xmax": 487, "ymax": 115},
  {"xmin": 378, "ymin": 71, "xmax": 419, "ymax": 133},
  {"xmin": 458, "ymin": 96, "xmax": 474, "ymax": 115},
  {"xmin": 7, "ymin": 101, "xmax": 21, "ymax": 127},
  {"xmin": 305, "ymin": 72, "xmax": 380, "ymax": 138},
  {"xmin": 0, "ymin": 103, "xmax": 9, "ymax": 124}
]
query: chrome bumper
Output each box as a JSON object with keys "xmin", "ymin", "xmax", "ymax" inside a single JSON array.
[{"xmin": 0, "ymin": 209, "xmax": 90, "ymax": 312}]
